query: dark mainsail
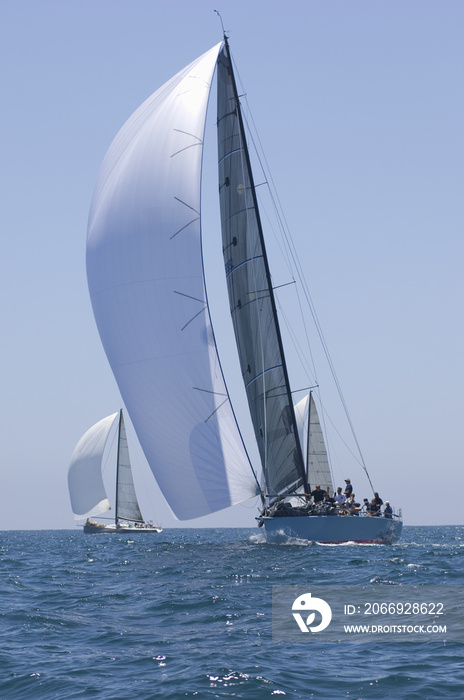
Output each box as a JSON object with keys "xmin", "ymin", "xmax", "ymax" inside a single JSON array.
[{"xmin": 216, "ymin": 41, "xmax": 308, "ymax": 497}]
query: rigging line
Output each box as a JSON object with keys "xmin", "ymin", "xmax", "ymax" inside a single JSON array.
[
  {"xmin": 171, "ymin": 142, "xmax": 202, "ymax": 157},
  {"xmin": 280, "ymin": 213, "xmax": 366, "ymax": 477},
  {"xmin": 274, "ymin": 292, "xmax": 334, "ymax": 471},
  {"xmin": 292, "ymin": 384, "xmax": 319, "ymax": 394},
  {"xmin": 175, "ymin": 289, "xmax": 208, "ymax": 330},
  {"xmin": 311, "ymin": 380, "xmax": 366, "ymax": 474},
  {"xmin": 174, "ymin": 290, "xmax": 205, "ymax": 304},
  {"xmin": 241, "ymin": 119, "xmax": 320, "ymax": 382},
  {"xmin": 321, "ymin": 405, "xmax": 367, "ymax": 469},
  {"xmin": 293, "ymin": 283, "xmax": 319, "ymax": 382},
  {"xmin": 239, "ymin": 81, "xmax": 373, "ymax": 488},
  {"xmin": 277, "ymin": 299, "xmax": 318, "ymax": 387},
  {"xmin": 174, "ymin": 196, "xmax": 200, "ymax": 215},
  {"xmin": 180, "ymin": 307, "xmax": 206, "ymax": 331},
  {"xmin": 204, "ymin": 398, "xmax": 230, "ymax": 423},
  {"xmin": 272, "ymin": 281, "xmax": 296, "ymax": 291},
  {"xmin": 255, "ymin": 179, "xmax": 295, "ymax": 284},
  {"xmin": 192, "ymin": 387, "xmax": 228, "ymax": 396},
  {"xmin": 173, "ymin": 128, "xmax": 202, "ymax": 142},
  {"xmin": 170, "ymin": 216, "xmax": 200, "ymax": 240}
]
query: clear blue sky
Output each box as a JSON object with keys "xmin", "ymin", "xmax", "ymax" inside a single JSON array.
[{"xmin": 1, "ymin": 0, "xmax": 462, "ymax": 530}]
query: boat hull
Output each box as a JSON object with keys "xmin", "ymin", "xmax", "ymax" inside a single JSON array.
[
  {"xmin": 83, "ymin": 524, "xmax": 162, "ymax": 534},
  {"xmin": 262, "ymin": 515, "xmax": 402, "ymax": 544}
]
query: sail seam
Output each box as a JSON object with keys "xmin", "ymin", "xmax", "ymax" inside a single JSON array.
[
  {"xmin": 218, "ymin": 147, "xmax": 243, "ymax": 165},
  {"xmin": 225, "ymin": 254, "xmax": 263, "ymax": 278},
  {"xmin": 223, "ymin": 205, "xmax": 255, "ymax": 222},
  {"xmin": 245, "ymin": 365, "xmax": 283, "ymax": 389}
]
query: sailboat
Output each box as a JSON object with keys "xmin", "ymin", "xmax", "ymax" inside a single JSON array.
[
  {"xmin": 85, "ymin": 34, "xmax": 402, "ymax": 544},
  {"xmin": 68, "ymin": 410, "xmax": 162, "ymax": 533}
]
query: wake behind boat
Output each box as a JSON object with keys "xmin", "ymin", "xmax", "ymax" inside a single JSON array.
[
  {"xmin": 68, "ymin": 410, "xmax": 162, "ymax": 534},
  {"xmin": 85, "ymin": 31, "xmax": 401, "ymax": 544}
]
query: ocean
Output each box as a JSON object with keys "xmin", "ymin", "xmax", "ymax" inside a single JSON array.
[{"xmin": 1, "ymin": 526, "xmax": 463, "ymax": 699}]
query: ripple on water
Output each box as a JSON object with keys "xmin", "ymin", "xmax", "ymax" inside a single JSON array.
[{"xmin": 0, "ymin": 527, "xmax": 463, "ymax": 699}]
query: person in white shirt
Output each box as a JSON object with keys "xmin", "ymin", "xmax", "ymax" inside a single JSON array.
[{"xmin": 333, "ymin": 487, "xmax": 346, "ymax": 506}]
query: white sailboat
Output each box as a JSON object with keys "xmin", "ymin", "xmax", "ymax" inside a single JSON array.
[
  {"xmin": 68, "ymin": 410, "xmax": 162, "ymax": 533},
  {"xmin": 85, "ymin": 34, "xmax": 402, "ymax": 544}
]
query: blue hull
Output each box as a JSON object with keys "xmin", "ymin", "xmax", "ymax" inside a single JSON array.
[{"xmin": 262, "ymin": 515, "xmax": 402, "ymax": 544}]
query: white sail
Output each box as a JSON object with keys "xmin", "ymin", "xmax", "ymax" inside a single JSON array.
[
  {"xmin": 116, "ymin": 412, "xmax": 143, "ymax": 522},
  {"xmin": 307, "ymin": 395, "xmax": 333, "ymax": 493},
  {"xmin": 68, "ymin": 413, "xmax": 116, "ymax": 519},
  {"xmin": 87, "ymin": 43, "xmax": 257, "ymax": 520},
  {"xmin": 294, "ymin": 394, "xmax": 309, "ymax": 465},
  {"xmin": 294, "ymin": 394, "xmax": 333, "ymax": 493}
]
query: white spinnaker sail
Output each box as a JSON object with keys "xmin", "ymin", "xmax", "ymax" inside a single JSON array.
[
  {"xmin": 68, "ymin": 413, "xmax": 116, "ymax": 519},
  {"xmin": 294, "ymin": 394, "xmax": 333, "ymax": 493},
  {"xmin": 87, "ymin": 44, "xmax": 256, "ymax": 520}
]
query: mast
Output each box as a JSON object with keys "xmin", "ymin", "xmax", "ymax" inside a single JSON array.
[{"xmin": 218, "ymin": 36, "xmax": 309, "ymax": 496}]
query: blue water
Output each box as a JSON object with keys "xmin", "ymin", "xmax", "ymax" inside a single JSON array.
[{"xmin": 1, "ymin": 526, "xmax": 463, "ymax": 699}]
